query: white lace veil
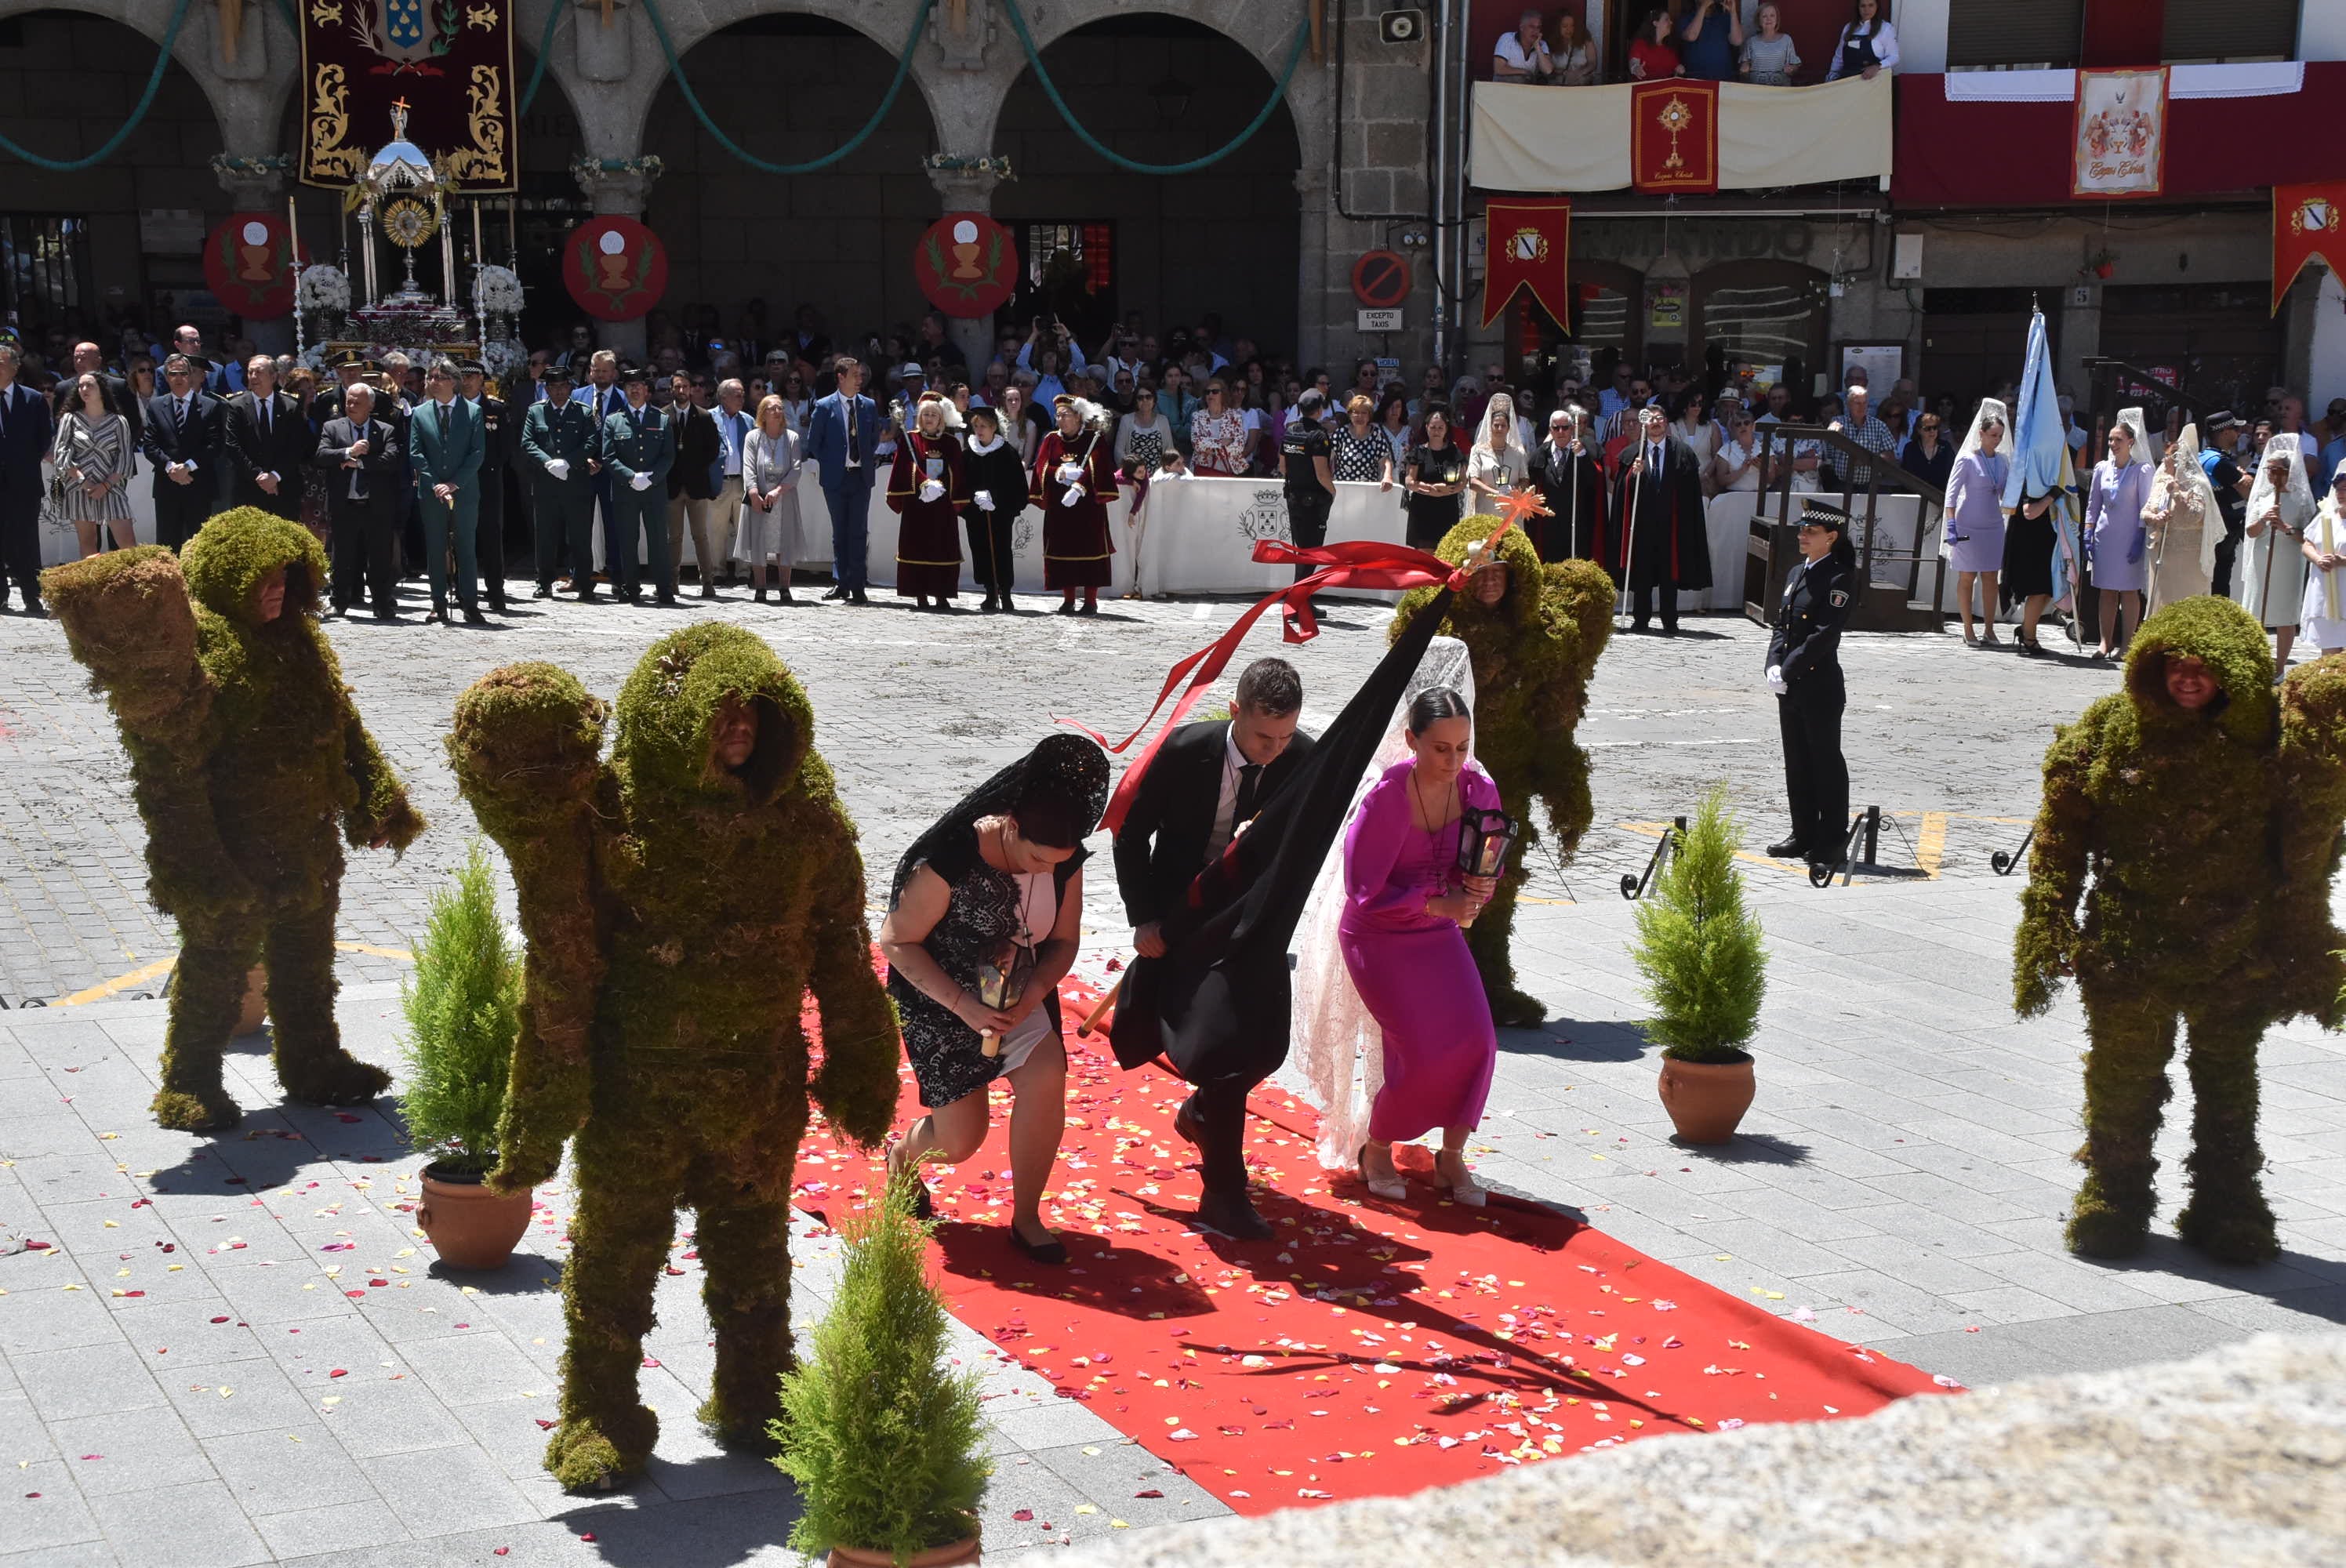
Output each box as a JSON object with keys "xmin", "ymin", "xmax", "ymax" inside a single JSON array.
[
  {"xmin": 2248, "ymin": 430, "xmax": 2315, "ymax": 525},
  {"xmin": 2112, "ymin": 407, "xmax": 2154, "ymax": 474},
  {"xmin": 1955, "ymin": 397, "xmax": 2009, "ymax": 470},
  {"xmin": 2154, "ymin": 422, "xmax": 2224, "ymax": 582},
  {"xmin": 1283, "ymin": 634, "xmax": 1479, "ymax": 1171},
  {"xmin": 1474, "ymin": 393, "xmax": 1529, "ymax": 470}
]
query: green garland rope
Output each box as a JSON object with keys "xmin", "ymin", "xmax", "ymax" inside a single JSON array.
[
  {"xmin": 0, "ymin": 0, "xmax": 194, "ymax": 171},
  {"xmin": 520, "ymin": 0, "xmax": 565, "ymax": 116},
  {"xmin": 641, "ymin": 0, "xmax": 936, "ymax": 176},
  {"xmin": 997, "ymin": 0, "xmax": 1310, "ymax": 176}
]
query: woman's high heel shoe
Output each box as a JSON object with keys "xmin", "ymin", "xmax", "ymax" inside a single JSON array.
[
  {"xmin": 1436, "ymin": 1149, "xmax": 1487, "ymax": 1208},
  {"xmin": 1356, "ymin": 1145, "xmax": 1407, "ymax": 1202}
]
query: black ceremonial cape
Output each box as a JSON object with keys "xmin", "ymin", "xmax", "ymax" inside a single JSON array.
[{"xmin": 1109, "ymin": 587, "xmax": 1454, "ymax": 1087}]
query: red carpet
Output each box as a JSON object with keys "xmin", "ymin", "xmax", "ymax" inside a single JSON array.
[{"xmin": 797, "ymin": 969, "xmax": 1952, "ymax": 1517}]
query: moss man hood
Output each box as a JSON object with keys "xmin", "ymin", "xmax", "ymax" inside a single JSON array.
[
  {"xmin": 612, "ymin": 623, "xmax": 816, "ymax": 811},
  {"xmin": 2122, "ymin": 595, "xmax": 2275, "ymax": 746},
  {"xmin": 180, "ymin": 507, "xmax": 329, "ymax": 626}
]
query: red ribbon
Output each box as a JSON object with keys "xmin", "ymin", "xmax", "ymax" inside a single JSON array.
[{"xmin": 1066, "ymin": 521, "xmax": 1510, "ymax": 837}]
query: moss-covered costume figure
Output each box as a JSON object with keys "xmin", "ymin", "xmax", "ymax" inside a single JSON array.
[
  {"xmin": 1391, "ymin": 518, "xmax": 1615, "ymax": 1025},
  {"xmin": 2015, "ymin": 596, "xmax": 2346, "ymax": 1264},
  {"xmin": 41, "ymin": 510, "xmax": 423, "ymax": 1131},
  {"xmin": 448, "ymin": 624, "xmax": 901, "ymax": 1493}
]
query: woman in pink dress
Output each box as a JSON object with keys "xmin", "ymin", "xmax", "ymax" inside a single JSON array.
[{"xmin": 1341, "ymin": 687, "xmax": 1502, "ymax": 1206}]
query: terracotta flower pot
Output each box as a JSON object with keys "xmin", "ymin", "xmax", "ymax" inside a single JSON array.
[
  {"xmin": 1656, "ymin": 1054, "xmax": 1755, "ymax": 1144},
  {"xmin": 234, "ymin": 965, "xmax": 269, "ymax": 1036},
  {"xmin": 829, "ymin": 1541, "xmax": 980, "ymax": 1568},
  {"xmin": 416, "ymin": 1163, "xmax": 533, "ymax": 1269}
]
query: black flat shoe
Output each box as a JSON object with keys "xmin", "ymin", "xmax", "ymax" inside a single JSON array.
[
  {"xmin": 821, "ymin": 585, "xmax": 847, "ymax": 601},
  {"xmin": 1079, "ymin": 602, "xmax": 1099, "ymax": 615},
  {"xmin": 1765, "ymin": 837, "xmax": 1806, "ymax": 858},
  {"xmin": 1171, "ymin": 1093, "xmax": 1202, "ymax": 1149},
  {"xmin": 1196, "ymin": 1189, "xmax": 1273, "ymax": 1240},
  {"xmin": 1008, "ymin": 1223, "xmax": 1067, "ymax": 1265},
  {"xmin": 1055, "ymin": 601, "xmax": 1077, "ymax": 615}
]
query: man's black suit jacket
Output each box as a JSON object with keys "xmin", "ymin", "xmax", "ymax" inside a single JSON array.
[
  {"xmin": 1113, "ymin": 718, "xmax": 1316, "ymax": 928},
  {"xmin": 225, "ymin": 390, "xmax": 318, "ymax": 513},
  {"xmin": 141, "ymin": 390, "xmax": 225, "ymax": 502},
  {"xmin": 668, "ymin": 402, "xmax": 722, "ymax": 500}
]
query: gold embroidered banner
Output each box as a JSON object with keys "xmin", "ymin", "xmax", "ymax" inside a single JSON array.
[{"xmin": 300, "ymin": 0, "xmax": 517, "ymax": 191}]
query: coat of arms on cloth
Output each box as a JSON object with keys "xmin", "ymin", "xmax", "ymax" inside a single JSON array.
[{"xmin": 301, "ymin": 0, "xmax": 515, "ymax": 191}]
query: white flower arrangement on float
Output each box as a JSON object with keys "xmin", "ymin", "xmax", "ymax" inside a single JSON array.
[
  {"xmin": 297, "ymin": 266, "xmax": 352, "ymax": 317},
  {"xmin": 481, "ymin": 337, "xmax": 528, "ymax": 383},
  {"xmin": 474, "ymin": 264, "xmax": 525, "ymax": 318}
]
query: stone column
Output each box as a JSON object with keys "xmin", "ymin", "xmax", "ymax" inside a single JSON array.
[
  {"xmin": 213, "ymin": 153, "xmax": 296, "ymax": 353},
  {"xmin": 573, "ymin": 161, "xmax": 663, "ymax": 361},
  {"xmin": 1295, "ymin": 165, "xmax": 1332, "ymax": 371},
  {"xmin": 924, "ymin": 160, "xmax": 1011, "ymax": 371}
]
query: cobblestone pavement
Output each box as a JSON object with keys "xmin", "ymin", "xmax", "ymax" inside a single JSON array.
[{"xmin": 2, "ymin": 583, "xmax": 2341, "ymax": 1565}]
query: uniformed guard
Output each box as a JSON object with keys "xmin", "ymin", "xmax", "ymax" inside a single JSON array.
[{"xmin": 1766, "ymin": 499, "xmax": 1856, "ymax": 866}]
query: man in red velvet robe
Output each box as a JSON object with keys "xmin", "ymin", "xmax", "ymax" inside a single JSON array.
[{"xmin": 1604, "ymin": 405, "xmax": 1710, "ymax": 632}]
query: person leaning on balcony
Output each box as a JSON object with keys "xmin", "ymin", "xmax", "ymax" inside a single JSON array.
[
  {"xmin": 1492, "ymin": 9, "xmax": 1555, "ymax": 82},
  {"xmin": 1825, "ymin": 0, "xmax": 1898, "ymax": 82},
  {"xmin": 1740, "ymin": 2, "xmax": 1803, "ymax": 85},
  {"xmin": 1628, "ymin": 5, "xmax": 1683, "ymax": 79},
  {"xmin": 1552, "ymin": 13, "xmax": 1599, "ymax": 84}
]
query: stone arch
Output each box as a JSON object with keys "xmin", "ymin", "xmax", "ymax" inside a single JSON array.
[{"xmin": 0, "ymin": 0, "xmax": 258, "ymax": 152}]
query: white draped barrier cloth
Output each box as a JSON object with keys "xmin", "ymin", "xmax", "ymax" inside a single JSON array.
[
  {"xmin": 1134, "ymin": 477, "xmax": 1410, "ymax": 599},
  {"xmin": 1469, "ymin": 72, "xmax": 1894, "ymax": 192}
]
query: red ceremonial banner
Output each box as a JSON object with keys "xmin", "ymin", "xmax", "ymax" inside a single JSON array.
[
  {"xmin": 913, "ymin": 212, "xmax": 1019, "ymax": 318},
  {"xmin": 300, "ymin": 0, "xmax": 518, "ymax": 191},
  {"xmin": 563, "ymin": 216, "xmax": 668, "ymax": 322},
  {"xmin": 202, "ymin": 212, "xmax": 300, "ymax": 321},
  {"xmin": 2274, "ymin": 183, "xmax": 2346, "ymax": 315},
  {"xmin": 1480, "ymin": 198, "xmax": 1572, "ymax": 330},
  {"xmin": 1629, "ymin": 79, "xmax": 1717, "ymax": 194},
  {"xmin": 2070, "ymin": 67, "xmax": 2166, "ymax": 200}
]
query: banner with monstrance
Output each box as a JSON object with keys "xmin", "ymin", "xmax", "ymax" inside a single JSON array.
[{"xmin": 300, "ymin": 0, "xmax": 517, "ymax": 191}]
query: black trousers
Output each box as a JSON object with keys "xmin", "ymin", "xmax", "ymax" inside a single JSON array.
[
  {"xmin": 1778, "ymin": 672, "xmax": 1848, "ymax": 858},
  {"xmin": 1182, "ymin": 1078, "xmax": 1258, "ymax": 1196},
  {"xmin": 1287, "ymin": 486, "xmax": 1332, "ymax": 582},
  {"xmin": 0, "ymin": 489, "xmax": 38, "ymax": 602},
  {"xmin": 329, "ymin": 498, "xmax": 396, "ymax": 615},
  {"xmin": 535, "ymin": 485, "xmax": 594, "ymax": 591},
  {"xmin": 154, "ymin": 483, "xmax": 215, "ymax": 553},
  {"xmin": 477, "ymin": 466, "xmax": 507, "ymax": 603},
  {"xmin": 964, "ymin": 507, "xmax": 1016, "ymax": 591},
  {"xmin": 1628, "ymin": 582, "xmax": 1680, "ymax": 631},
  {"xmin": 2212, "ymin": 518, "xmax": 2245, "ymax": 601}
]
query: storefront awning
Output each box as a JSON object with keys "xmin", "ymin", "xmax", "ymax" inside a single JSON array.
[
  {"xmin": 1469, "ymin": 74, "xmax": 1892, "ymax": 194},
  {"xmin": 1893, "ymin": 65, "xmax": 2346, "ymax": 206}
]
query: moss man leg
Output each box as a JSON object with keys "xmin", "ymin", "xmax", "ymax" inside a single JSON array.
[
  {"xmin": 547, "ymin": 1126, "xmax": 679, "ymax": 1490},
  {"xmin": 2068, "ymin": 989, "xmax": 2178, "ymax": 1258},
  {"xmin": 688, "ymin": 1175, "xmax": 797, "ymax": 1448},
  {"xmin": 2175, "ymin": 1005, "xmax": 2279, "ymax": 1265},
  {"xmin": 1464, "ymin": 832, "xmax": 1545, "ymax": 1028},
  {"xmin": 155, "ymin": 916, "xmax": 263, "ymax": 1131},
  {"xmin": 264, "ymin": 898, "xmax": 391, "ymax": 1105}
]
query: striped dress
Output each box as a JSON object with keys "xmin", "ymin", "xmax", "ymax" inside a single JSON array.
[{"xmin": 48, "ymin": 412, "xmax": 136, "ymax": 526}]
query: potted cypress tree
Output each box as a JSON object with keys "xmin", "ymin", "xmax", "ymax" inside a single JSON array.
[
  {"xmin": 773, "ymin": 1174, "xmax": 988, "ymax": 1567},
  {"xmin": 401, "ymin": 841, "xmax": 532, "ymax": 1269},
  {"xmin": 1630, "ymin": 784, "xmax": 1768, "ymax": 1144}
]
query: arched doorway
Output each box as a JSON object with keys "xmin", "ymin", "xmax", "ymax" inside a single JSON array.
[
  {"xmin": 994, "ymin": 13, "xmax": 1302, "ymax": 357},
  {"xmin": 642, "ymin": 14, "xmax": 938, "ymax": 360},
  {"xmin": 1516, "ymin": 259, "xmax": 1643, "ymax": 402},
  {"xmin": 1692, "ymin": 260, "xmax": 1830, "ymax": 410},
  {"xmin": 0, "ymin": 9, "xmax": 222, "ymax": 358}
]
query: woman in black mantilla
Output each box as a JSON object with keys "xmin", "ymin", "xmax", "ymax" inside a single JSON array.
[{"xmin": 878, "ymin": 734, "xmax": 1110, "ymax": 1265}]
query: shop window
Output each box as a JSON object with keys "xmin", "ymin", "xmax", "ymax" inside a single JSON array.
[
  {"xmin": 1946, "ymin": 0, "xmax": 2084, "ymax": 70},
  {"xmin": 1516, "ymin": 260, "xmax": 1641, "ymax": 395},
  {"xmin": 0, "ymin": 214, "xmax": 90, "ymax": 339},
  {"xmin": 2162, "ymin": 0, "xmax": 2300, "ymax": 63},
  {"xmin": 1023, "ymin": 223, "xmax": 1113, "ymax": 293},
  {"xmin": 1694, "ymin": 260, "xmax": 1829, "ymax": 398}
]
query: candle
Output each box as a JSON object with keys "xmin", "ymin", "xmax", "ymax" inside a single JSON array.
[{"xmin": 472, "ymin": 200, "xmax": 484, "ymax": 278}]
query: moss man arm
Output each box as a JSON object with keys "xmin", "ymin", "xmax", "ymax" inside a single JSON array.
[
  {"xmin": 2276, "ymin": 659, "xmax": 2346, "ymax": 1026},
  {"xmin": 448, "ymin": 663, "xmax": 612, "ymax": 1192},
  {"xmin": 341, "ymin": 712, "xmax": 426, "ymax": 853},
  {"xmin": 2014, "ymin": 712, "xmax": 2101, "ymax": 1018},
  {"xmin": 803, "ymin": 805, "xmax": 902, "ymax": 1149}
]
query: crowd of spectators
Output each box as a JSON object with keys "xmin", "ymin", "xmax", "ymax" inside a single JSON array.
[{"xmin": 1493, "ymin": 1, "xmax": 1896, "ymax": 88}]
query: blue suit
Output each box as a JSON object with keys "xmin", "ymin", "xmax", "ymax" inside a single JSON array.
[
  {"xmin": 0, "ymin": 379, "xmax": 55, "ymax": 606},
  {"xmin": 601, "ymin": 401, "xmax": 676, "ymax": 599},
  {"xmin": 409, "ymin": 397, "xmax": 485, "ymax": 613},
  {"xmin": 803, "ymin": 388, "xmax": 880, "ymax": 590}
]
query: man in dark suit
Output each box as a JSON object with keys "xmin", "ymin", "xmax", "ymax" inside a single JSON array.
[
  {"xmin": 1606, "ymin": 405, "xmax": 1709, "ymax": 633},
  {"xmin": 0, "ymin": 342, "xmax": 55, "ymax": 614},
  {"xmin": 460, "ymin": 360, "xmax": 514, "ymax": 613},
  {"xmin": 1112, "ymin": 657, "xmax": 1317, "ymax": 1238},
  {"xmin": 802, "ymin": 354, "xmax": 880, "ymax": 604},
  {"xmin": 664, "ymin": 369, "xmax": 725, "ymax": 599},
  {"xmin": 520, "ymin": 361, "xmax": 603, "ymax": 600},
  {"xmin": 312, "ymin": 381, "xmax": 402, "ymax": 621},
  {"xmin": 408, "ymin": 358, "xmax": 485, "ymax": 625},
  {"xmin": 170, "ymin": 324, "xmax": 234, "ymax": 396},
  {"xmin": 62, "ymin": 340, "xmax": 140, "ymax": 444},
  {"xmin": 142, "ymin": 353, "xmax": 225, "ymax": 552},
  {"xmin": 224, "ymin": 354, "xmax": 316, "ymax": 519},
  {"xmin": 1530, "ymin": 405, "xmax": 1606, "ymax": 563},
  {"xmin": 601, "ymin": 366, "xmax": 676, "ymax": 604}
]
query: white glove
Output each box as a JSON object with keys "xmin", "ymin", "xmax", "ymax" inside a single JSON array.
[
  {"xmin": 973, "ymin": 488, "xmax": 995, "ymax": 512},
  {"xmin": 919, "ymin": 478, "xmax": 946, "ymax": 503},
  {"xmin": 630, "ymin": 472, "xmax": 651, "ymax": 492},
  {"xmin": 1056, "ymin": 462, "xmax": 1084, "ymax": 485},
  {"xmin": 545, "ymin": 458, "xmax": 571, "ymax": 481},
  {"xmin": 1059, "ymin": 484, "xmax": 1084, "ymax": 507},
  {"xmin": 1766, "ymin": 665, "xmax": 1788, "ymax": 695}
]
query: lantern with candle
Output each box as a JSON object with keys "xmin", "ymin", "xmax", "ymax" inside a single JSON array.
[{"xmin": 972, "ymin": 938, "xmax": 1034, "ymax": 1058}]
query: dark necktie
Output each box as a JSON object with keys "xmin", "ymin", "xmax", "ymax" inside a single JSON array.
[
  {"xmin": 846, "ymin": 400, "xmax": 859, "ymax": 465},
  {"xmin": 1649, "ymin": 443, "xmax": 1662, "ymax": 473},
  {"xmin": 1233, "ymin": 762, "xmax": 1263, "ymax": 826},
  {"xmin": 261, "ymin": 397, "xmax": 271, "ymax": 437}
]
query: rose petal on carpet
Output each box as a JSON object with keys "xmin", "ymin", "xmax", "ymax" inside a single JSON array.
[{"xmin": 797, "ymin": 967, "xmax": 1952, "ymax": 1516}]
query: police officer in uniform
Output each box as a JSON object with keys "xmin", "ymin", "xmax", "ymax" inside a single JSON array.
[
  {"xmin": 1766, "ymin": 499, "xmax": 1855, "ymax": 866},
  {"xmin": 1280, "ymin": 388, "xmax": 1335, "ymax": 588}
]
